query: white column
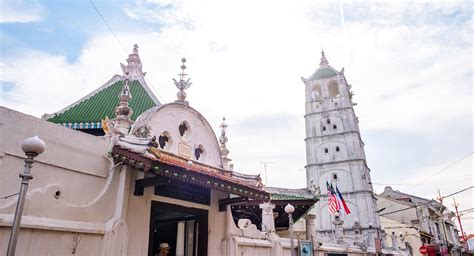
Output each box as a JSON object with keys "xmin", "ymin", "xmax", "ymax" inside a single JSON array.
[
  {"xmin": 176, "ymin": 221, "xmax": 185, "ymax": 256},
  {"xmin": 305, "ymin": 213, "xmax": 317, "ymax": 239},
  {"xmin": 259, "ymin": 202, "xmax": 276, "ymax": 232}
]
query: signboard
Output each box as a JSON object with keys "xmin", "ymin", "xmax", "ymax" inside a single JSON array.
[
  {"xmin": 298, "ymin": 240, "xmax": 313, "ymax": 256},
  {"xmin": 178, "ymin": 143, "xmax": 191, "ymax": 158},
  {"xmin": 419, "ymin": 246, "xmax": 428, "ymax": 254}
]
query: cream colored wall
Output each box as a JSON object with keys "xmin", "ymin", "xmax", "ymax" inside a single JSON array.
[
  {"xmin": 377, "ymin": 196, "xmax": 418, "ymax": 226},
  {"xmin": 0, "ymin": 228, "xmax": 103, "ymax": 255},
  {"xmin": 0, "ymin": 107, "xmax": 119, "ymax": 255},
  {"xmin": 133, "ymin": 103, "xmax": 223, "ymax": 168}
]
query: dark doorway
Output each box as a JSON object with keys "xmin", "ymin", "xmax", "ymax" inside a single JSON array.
[{"xmin": 148, "ymin": 201, "xmax": 208, "ymax": 256}]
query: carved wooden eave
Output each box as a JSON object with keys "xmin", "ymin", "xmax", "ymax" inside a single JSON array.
[{"xmin": 111, "ymin": 144, "xmax": 269, "ymax": 201}]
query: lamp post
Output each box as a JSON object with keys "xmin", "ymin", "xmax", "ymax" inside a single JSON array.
[
  {"xmin": 285, "ymin": 203, "xmax": 296, "ymax": 256},
  {"xmin": 7, "ymin": 136, "xmax": 46, "ymax": 256}
]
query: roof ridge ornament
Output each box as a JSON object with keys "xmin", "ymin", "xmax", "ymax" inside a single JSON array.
[
  {"xmin": 105, "ymin": 77, "xmax": 134, "ymax": 136},
  {"xmin": 219, "ymin": 117, "xmax": 233, "ymax": 171},
  {"xmin": 319, "ymin": 49, "xmax": 329, "ymax": 67},
  {"xmin": 114, "ymin": 77, "xmax": 133, "ymax": 118},
  {"xmin": 173, "ymin": 57, "xmax": 192, "ymax": 105},
  {"xmin": 120, "ymin": 44, "xmax": 145, "ymax": 78}
]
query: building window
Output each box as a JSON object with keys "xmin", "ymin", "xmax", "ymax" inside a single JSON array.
[
  {"xmin": 179, "ymin": 122, "xmax": 189, "ymax": 137},
  {"xmin": 328, "ymin": 81, "xmax": 340, "ymax": 98},
  {"xmin": 327, "ymin": 119, "xmax": 331, "ymax": 124},
  {"xmin": 322, "ymin": 126, "xmax": 326, "ymax": 131},
  {"xmin": 324, "ymin": 148, "xmax": 329, "ymax": 153},
  {"xmin": 158, "ymin": 135, "xmax": 169, "ymax": 149},
  {"xmin": 194, "ymin": 145, "xmax": 204, "ymax": 160},
  {"xmin": 333, "ymin": 124, "xmax": 337, "ymax": 130},
  {"xmin": 336, "ymin": 146, "xmax": 340, "ymax": 152},
  {"xmin": 333, "ymin": 173, "xmax": 338, "ymax": 180}
]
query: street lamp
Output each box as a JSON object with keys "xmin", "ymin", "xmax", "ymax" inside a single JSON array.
[
  {"xmin": 285, "ymin": 203, "xmax": 296, "ymax": 256},
  {"xmin": 7, "ymin": 136, "xmax": 46, "ymax": 256}
]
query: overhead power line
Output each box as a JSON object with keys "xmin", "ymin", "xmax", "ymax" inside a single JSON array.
[
  {"xmin": 405, "ymin": 152, "xmax": 473, "ymax": 191},
  {"xmin": 89, "ymin": 0, "xmax": 128, "ymax": 54},
  {"xmin": 89, "ymin": 0, "xmax": 166, "ymax": 103},
  {"xmin": 459, "ymin": 208, "xmax": 474, "ymax": 213},
  {"xmin": 380, "ymin": 186, "xmax": 473, "ymax": 216}
]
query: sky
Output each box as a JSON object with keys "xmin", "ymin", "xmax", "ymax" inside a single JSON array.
[{"xmin": 1, "ymin": 0, "xmax": 472, "ymax": 234}]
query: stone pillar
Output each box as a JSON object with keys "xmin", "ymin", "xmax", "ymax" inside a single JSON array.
[
  {"xmin": 305, "ymin": 214, "xmax": 317, "ymax": 239},
  {"xmin": 259, "ymin": 202, "xmax": 275, "ymax": 232},
  {"xmin": 176, "ymin": 221, "xmax": 185, "ymax": 256},
  {"xmin": 332, "ymin": 213, "xmax": 345, "ymax": 245}
]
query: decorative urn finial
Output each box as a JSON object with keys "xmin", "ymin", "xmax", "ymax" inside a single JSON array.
[
  {"xmin": 104, "ymin": 78, "xmax": 135, "ymax": 136},
  {"xmin": 219, "ymin": 117, "xmax": 233, "ymax": 170},
  {"xmin": 173, "ymin": 57, "xmax": 192, "ymax": 105},
  {"xmin": 115, "ymin": 78, "xmax": 133, "ymax": 118},
  {"xmin": 319, "ymin": 49, "xmax": 329, "ymax": 67}
]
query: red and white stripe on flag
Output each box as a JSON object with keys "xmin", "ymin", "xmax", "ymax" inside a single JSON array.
[{"xmin": 328, "ymin": 192, "xmax": 340, "ymax": 214}]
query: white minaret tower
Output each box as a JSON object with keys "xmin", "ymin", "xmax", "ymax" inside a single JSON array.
[{"xmin": 302, "ymin": 51, "xmax": 381, "ymax": 247}]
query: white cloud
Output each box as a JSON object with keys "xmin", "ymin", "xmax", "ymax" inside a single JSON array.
[
  {"xmin": 0, "ymin": 0, "xmax": 45, "ymax": 23},
  {"xmin": 1, "ymin": 0, "xmax": 472, "ymax": 231}
]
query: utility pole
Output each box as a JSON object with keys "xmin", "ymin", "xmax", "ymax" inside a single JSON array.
[
  {"xmin": 260, "ymin": 161, "xmax": 274, "ymax": 185},
  {"xmin": 453, "ymin": 198, "xmax": 465, "ymax": 240},
  {"xmin": 436, "ymin": 189, "xmax": 450, "ymax": 250}
]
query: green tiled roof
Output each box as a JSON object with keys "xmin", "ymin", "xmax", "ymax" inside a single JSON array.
[
  {"xmin": 271, "ymin": 193, "xmax": 312, "ymax": 201},
  {"xmin": 309, "ymin": 67, "xmax": 338, "ymax": 80},
  {"xmin": 47, "ymin": 80, "xmax": 157, "ymax": 126}
]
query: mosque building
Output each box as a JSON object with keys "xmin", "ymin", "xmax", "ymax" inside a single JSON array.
[{"xmin": 3, "ymin": 42, "xmax": 445, "ymax": 255}]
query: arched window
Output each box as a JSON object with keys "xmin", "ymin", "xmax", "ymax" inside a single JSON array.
[
  {"xmin": 322, "ymin": 126, "xmax": 326, "ymax": 131},
  {"xmin": 333, "ymin": 173, "xmax": 338, "ymax": 180},
  {"xmin": 324, "ymin": 148, "xmax": 329, "ymax": 153},
  {"xmin": 194, "ymin": 146, "xmax": 204, "ymax": 160},
  {"xmin": 158, "ymin": 135, "xmax": 169, "ymax": 149},
  {"xmin": 336, "ymin": 146, "xmax": 340, "ymax": 152},
  {"xmin": 327, "ymin": 118, "xmax": 331, "ymax": 124},
  {"xmin": 333, "ymin": 124, "xmax": 337, "ymax": 130},
  {"xmin": 179, "ymin": 122, "xmax": 189, "ymax": 137},
  {"xmin": 311, "ymin": 85, "xmax": 322, "ymax": 100},
  {"xmin": 328, "ymin": 81, "xmax": 340, "ymax": 98}
]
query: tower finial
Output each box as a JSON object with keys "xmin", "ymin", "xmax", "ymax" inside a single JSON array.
[
  {"xmin": 173, "ymin": 57, "xmax": 192, "ymax": 105},
  {"xmin": 120, "ymin": 44, "xmax": 144, "ymax": 77},
  {"xmin": 320, "ymin": 49, "xmax": 329, "ymax": 67},
  {"xmin": 219, "ymin": 117, "xmax": 233, "ymax": 170}
]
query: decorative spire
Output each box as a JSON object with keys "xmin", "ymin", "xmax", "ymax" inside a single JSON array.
[
  {"xmin": 114, "ymin": 79, "xmax": 133, "ymax": 118},
  {"xmin": 120, "ymin": 44, "xmax": 144, "ymax": 78},
  {"xmin": 219, "ymin": 117, "xmax": 233, "ymax": 170},
  {"xmin": 173, "ymin": 57, "xmax": 192, "ymax": 105},
  {"xmin": 319, "ymin": 49, "xmax": 329, "ymax": 67},
  {"xmin": 105, "ymin": 78, "xmax": 135, "ymax": 136}
]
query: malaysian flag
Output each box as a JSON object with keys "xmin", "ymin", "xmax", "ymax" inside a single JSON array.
[{"xmin": 326, "ymin": 181, "xmax": 340, "ymax": 214}]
